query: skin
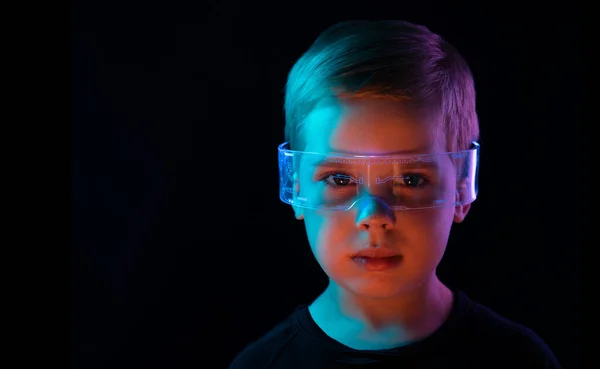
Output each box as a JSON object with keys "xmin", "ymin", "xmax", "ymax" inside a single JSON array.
[{"xmin": 292, "ymin": 97, "xmax": 471, "ymax": 350}]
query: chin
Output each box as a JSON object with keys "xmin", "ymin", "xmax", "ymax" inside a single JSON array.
[{"xmin": 345, "ymin": 278, "xmax": 410, "ymax": 299}]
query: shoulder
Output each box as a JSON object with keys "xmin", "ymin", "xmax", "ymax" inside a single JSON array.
[
  {"xmin": 228, "ymin": 307, "xmax": 301, "ymax": 369},
  {"xmin": 456, "ymin": 291, "xmax": 561, "ymax": 368}
]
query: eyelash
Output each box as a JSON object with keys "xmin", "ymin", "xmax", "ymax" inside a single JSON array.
[
  {"xmin": 320, "ymin": 172, "xmax": 358, "ymax": 190},
  {"xmin": 392, "ymin": 174, "xmax": 430, "ymax": 188}
]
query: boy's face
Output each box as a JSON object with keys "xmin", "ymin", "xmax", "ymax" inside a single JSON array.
[{"xmin": 295, "ymin": 98, "xmax": 470, "ymax": 299}]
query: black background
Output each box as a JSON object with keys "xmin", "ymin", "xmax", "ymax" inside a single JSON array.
[{"xmin": 72, "ymin": 1, "xmax": 582, "ymax": 368}]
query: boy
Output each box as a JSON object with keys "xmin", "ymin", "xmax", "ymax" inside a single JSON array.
[{"xmin": 229, "ymin": 20, "xmax": 561, "ymax": 368}]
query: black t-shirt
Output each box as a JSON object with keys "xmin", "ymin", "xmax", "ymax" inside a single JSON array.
[{"xmin": 229, "ymin": 290, "xmax": 561, "ymax": 368}]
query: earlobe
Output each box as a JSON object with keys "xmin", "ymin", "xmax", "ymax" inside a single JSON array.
[
  {"xmin": 293, "ymin": 206, "xmax": 304, "ymax": 220},
  {"xmin": 453, "ymin": 203, "xmax": 471, "ymax": 223}
]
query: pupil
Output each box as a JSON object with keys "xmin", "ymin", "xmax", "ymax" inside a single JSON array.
[
  {"xmin": 404, "ymin": 175, "xmax": 417, "ymax": 186},
  {"xmin": 334, "ymin": 176, "xmax": 350, "ymax": 186}
]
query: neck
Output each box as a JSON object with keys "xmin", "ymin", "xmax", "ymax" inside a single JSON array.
[{"xmin": 309, "ymin": 275, "xmax": 453, "ymax": 350}]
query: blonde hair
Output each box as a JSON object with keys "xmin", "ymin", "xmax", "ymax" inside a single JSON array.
[{"xmin": 284, "ymin": 20, "xmax": 479, "ymax": 152}]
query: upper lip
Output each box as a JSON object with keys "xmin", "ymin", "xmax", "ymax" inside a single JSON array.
[{"xmin": 351, "ymin": 248, "xmax": 402, "ymax": 258}]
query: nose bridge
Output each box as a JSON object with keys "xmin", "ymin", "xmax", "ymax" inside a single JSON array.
[
  {"xmin": 358, "ymin": 165, "xmax": 385, "ymax": 197},
  {"xmin": 354, "ymin": 195, "xmax": 396, "ymax": 229}
]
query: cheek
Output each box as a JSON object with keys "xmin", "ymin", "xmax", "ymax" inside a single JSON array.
[
  {"xmin": 401, "ymin": 208, "xmax": 455, "ymax": 257},
  {"xmin": 304, "ymin": 212, "xmax": 354, "ymax": 265},
  {"xmin": 427, "ymin": 207, "xmax": 455, "ymax": 235}
]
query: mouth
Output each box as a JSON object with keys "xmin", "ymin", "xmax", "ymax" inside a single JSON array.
[{"xmin": 351, "ymin": 255, "xmax": 403, "ymax": 272}]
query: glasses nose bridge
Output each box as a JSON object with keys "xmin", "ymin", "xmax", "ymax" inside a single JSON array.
[
  {"xmin": 344, "ymin": 164, "xmax": 401, "ymax": 210},
  {"xmin": 357, "ymin": 161, "xmax": 400, "ymax": 188},
  {"xmin": 355, "ymin": 172, "xmax": 394, "ymax": 201}
]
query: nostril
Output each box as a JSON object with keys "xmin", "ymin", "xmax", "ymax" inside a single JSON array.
[
  {"xmin": 358, "ymin": 218, "xmax": 392, "ymax": 231},
  {"xmin": 355, "ymin": 196, "xmax": 397, "ymax": 230}
]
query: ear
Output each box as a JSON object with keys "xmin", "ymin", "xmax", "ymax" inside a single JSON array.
[
  {"xmin": 292, "ymin": 172, "xmax": 304, "ymax": 220},
  {"xmin": 453, "ymin": 181, "xmax": 471, "ymax": 223},
  {"xmin": 453, "ymin": 203, "xmax": 471, "ymax": 223}
]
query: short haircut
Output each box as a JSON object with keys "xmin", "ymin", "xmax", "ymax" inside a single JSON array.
[{"xmin": 284, "ymin": 20, "xmax": 479, "ymax": 153}]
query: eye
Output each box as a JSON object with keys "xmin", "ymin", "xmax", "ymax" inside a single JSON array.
[
  {"xmin": 395, "ymin": 174, "xmax": 427, "ymax": 187},
  {"xmin": 323, "ymin": 173, "xmax": 357, "ymax": 187}
]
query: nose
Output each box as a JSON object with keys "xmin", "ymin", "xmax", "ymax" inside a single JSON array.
[{"xmin": 355, "ymin": 196, "xmax": 396, "ymax": 231}]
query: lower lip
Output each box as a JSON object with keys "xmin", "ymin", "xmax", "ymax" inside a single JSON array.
[{"xmin": 352, "ymin": 256, "xmax": 403, "ymax": 271}]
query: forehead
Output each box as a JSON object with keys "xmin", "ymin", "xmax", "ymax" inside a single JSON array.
[{"xmin": 302, "ymin": 98, "xmax": 443, "ymax": 156}]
